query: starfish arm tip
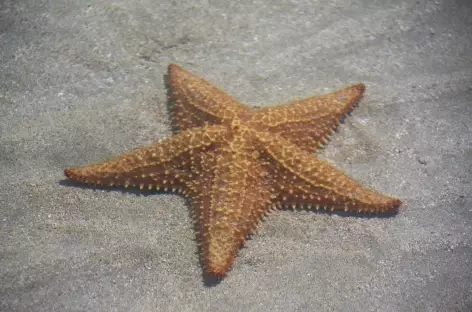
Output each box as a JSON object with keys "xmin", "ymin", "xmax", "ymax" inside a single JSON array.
[
  {"xmin": 64, "ymin": 168, "xmax": 71, "ymax": 178},
  {"xmin": 64, "ymin": 168, "xmax": 78, "ymax": 180},
  {"xmin": 168, "ymin": 63, "xmax": 179, "ymax": 71},
  {"xmin": 391, "ymin": 198, "xmax": 403, "ymax": 212},
  {"xmin": 356, "ymin": 83, "xmax": 366, "ymax": 91}
]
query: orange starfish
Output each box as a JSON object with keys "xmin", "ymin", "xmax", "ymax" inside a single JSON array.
[{"xmin": 64, "ymin": 64, "xmax": 401, "ymax": 277}]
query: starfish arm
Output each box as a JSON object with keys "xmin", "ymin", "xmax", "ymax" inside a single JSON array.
[
  {"xmin": 168, "ymin": 64, "xmax": 250, "ymax": 131},
  {"xmin": 261, "ymin": 134, "xmax": 401, "ymax": 214},
  {"xmin": 64, "ymin": 125, "xmax": 229, "ymax": 194},
  {"xmin": 252, "ymin": 84, "xmax": 365, "ymax": 153},
  {"xmin": 192, "ymin": 141, "xmax": 272, "ymax": 276}
]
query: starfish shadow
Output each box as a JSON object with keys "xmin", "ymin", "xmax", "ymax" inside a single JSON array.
[{"xmin": 279, "ymin": 206, "xmax": 400, "ymax": 219}]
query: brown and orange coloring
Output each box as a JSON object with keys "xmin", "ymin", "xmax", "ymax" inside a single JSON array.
[{"xmin": 64, "ymin": 64, "xmax": 401, "ymax": 277}]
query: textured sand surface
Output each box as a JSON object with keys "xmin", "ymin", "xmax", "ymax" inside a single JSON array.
[{"xmin": 1, "ymin": 1, "xmax": 471, "ymax": 311}]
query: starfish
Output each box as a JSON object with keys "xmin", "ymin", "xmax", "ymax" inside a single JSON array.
[{"xmin": 64, "ymin": 64, "xmax": 401, "ymax": 277}]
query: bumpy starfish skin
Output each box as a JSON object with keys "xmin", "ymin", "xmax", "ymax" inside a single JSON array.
[{"xmin": 64, "ymin": 64, "xmax": 401, "ymax": 276}]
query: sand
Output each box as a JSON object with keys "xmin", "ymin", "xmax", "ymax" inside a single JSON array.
[{"xmin": 1, "ymin": 1, "xmax": 471, "ymax": 311}]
